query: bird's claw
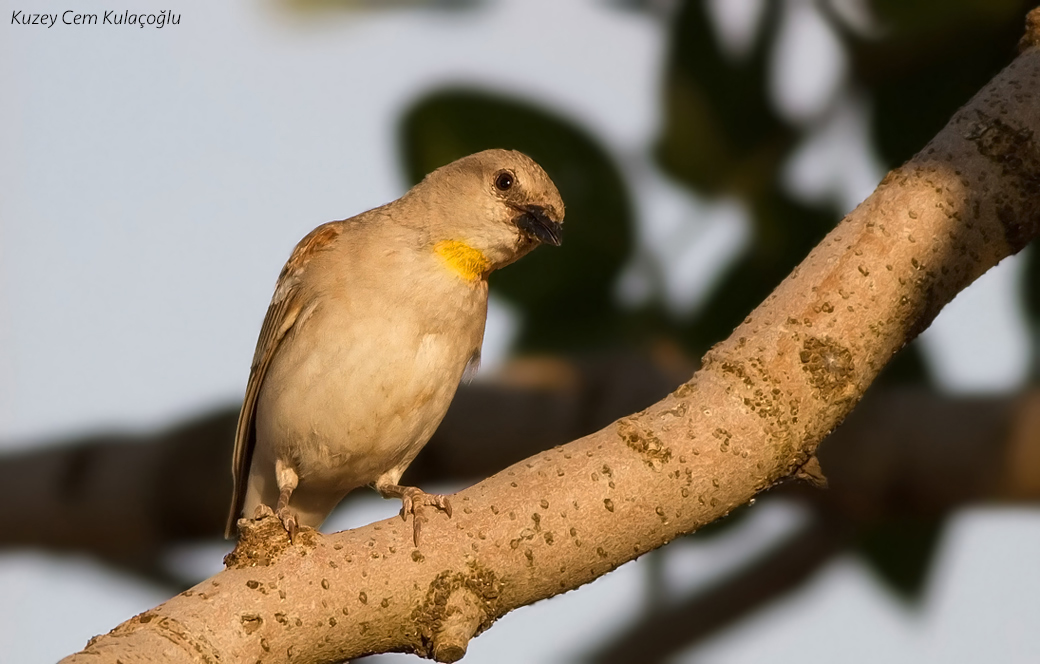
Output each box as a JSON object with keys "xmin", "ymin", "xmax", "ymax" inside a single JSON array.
[
  {"xmin": 276, "ymin": 507, "xmax": 299, "ymax": 542},
  {"xmin": 397, "ymin": 487, "xmax": 452, "ymax": 547},
  {"xmin": 247, "ymin": 507, "xmax": 301, "ymax": 545},
  {"xmin": 251, "ymin": 503, "xmax": 299, "ymax": 541}
]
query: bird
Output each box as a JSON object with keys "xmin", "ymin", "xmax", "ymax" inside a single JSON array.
[{"xmin": 226, "ymin": 149, "xmax": 565, "ymax": 546}]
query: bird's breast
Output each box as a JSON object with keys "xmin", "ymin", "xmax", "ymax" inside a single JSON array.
[{"xmin": 255, "ymin": 280, "xmax": 487, "ymax": 491}]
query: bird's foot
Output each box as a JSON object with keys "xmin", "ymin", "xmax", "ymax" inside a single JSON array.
[
  {"xmin": 276, "ymin": 506, "xmax": 299, "ymax": 542},
  {"xmin": 248, "ymin": 503, "xmax": 298, "ymax": 542},
  {"xmin": 390, "ymin": 486, "xmax": 453, "ymax": 547}
]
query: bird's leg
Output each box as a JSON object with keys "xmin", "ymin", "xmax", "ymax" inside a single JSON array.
[
  {"xmin": 374, "ymin": 477, "xmax": 453, "ymax": 547},
  {"xmin": 275, "ymin": 459, "xmax": 300, "ymax": 541}
]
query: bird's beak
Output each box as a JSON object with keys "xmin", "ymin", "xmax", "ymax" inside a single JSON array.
[{"xmin": 514, "ymin": 205, "xmax": 563, "ymax": 246}]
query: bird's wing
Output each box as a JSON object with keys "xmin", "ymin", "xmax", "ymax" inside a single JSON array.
[{"xmin": 225, "ymin": 222, "xmax": 343, "ymax": 538}]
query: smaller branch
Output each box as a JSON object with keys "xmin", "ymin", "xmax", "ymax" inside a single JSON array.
[
  {"xmin": 584, "ymin": 515, "xmax": 850, "ymax": 664},
  {"xmin": 0, "ymin": 351, "xmax": 683, "ymax": 569},
  {"xmin": 430, "ymin": 586, "xmax": 484, "ymax": 662},
  {"xmin": 0, "ymin": 409, "xmax": 235, "ymax": 570},
  {"xmin": 2, "ymin": 369, "xmax": 1039, "ymax": 580},
  {"xmin": 811, "ymin": 387, "xmax": 1027, "ymax": 520}
]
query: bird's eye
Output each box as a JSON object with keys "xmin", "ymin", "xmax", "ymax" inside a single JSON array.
[{"xmin": 494, "ymin": 171, "xmax": 514, "ymax": 192}]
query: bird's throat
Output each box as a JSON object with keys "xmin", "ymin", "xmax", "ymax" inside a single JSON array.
[{"xmin": 434, "ymin": 240, "xmax": 491, "ymax": 281}]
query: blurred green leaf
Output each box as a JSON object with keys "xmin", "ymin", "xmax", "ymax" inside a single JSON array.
[
  {"xmin": 869, "ymin": 0, "xmax": 1023, "ymax": 36},
  {"xmin": 399, "ymin": 89, "xmax": 634, "ymax": 351},
  {"xmin": 680, "ymin": 188, "xmax": 835, "ymax": 351},
  {"xmin": 846, "ymin": 0, "xmax": 1029, "ymax": 166},
  {"xmin": 857, "ymin": 516, "xmax": 946, "ymax": 600},
  {"xmin": 657, "ymin": 0, "xmax": 794, "ymax": 197},
  {"xmin": 653, "ymin": 1, "xmax": 842, "ymax": 357}
]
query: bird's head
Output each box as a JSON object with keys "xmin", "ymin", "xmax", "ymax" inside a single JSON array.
[{"xmin": 412, "ymin": 149, "xmax": 565, "ymax": 278}]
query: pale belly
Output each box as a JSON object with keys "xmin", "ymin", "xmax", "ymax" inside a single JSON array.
[{"xmin": 254, "ymin": 309, "xmax": 476, "ymax": 499}]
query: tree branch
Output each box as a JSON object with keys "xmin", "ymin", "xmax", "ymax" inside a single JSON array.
[
  {"xmin": 7, "ymin": 355, "xmax": 1038, "ymax": 577},
  {"xmin": 0, "ymin": 350, "xmax": 683, "ymax": 577},
  {"xmin": 584, "ymin": 514, "xmax": 850, "ymax": 664},
  {"xmin": 62, "ymin": 31, "xmax": 1040, "ymax": 664}
]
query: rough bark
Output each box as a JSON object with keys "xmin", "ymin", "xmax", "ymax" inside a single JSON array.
[{"xmin": 61, "ymin": 27, "xmax": 1040, "ymax": 664}]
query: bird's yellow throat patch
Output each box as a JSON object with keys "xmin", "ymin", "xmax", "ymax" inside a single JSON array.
[{"xmin": 434, "ymin": 240, "xmax": 491, "ymax": 281}]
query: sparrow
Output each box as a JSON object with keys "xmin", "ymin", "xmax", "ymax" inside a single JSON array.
[{"xmin": 226, "ymin": 149, "xmax": 565, "ymax": 546}]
